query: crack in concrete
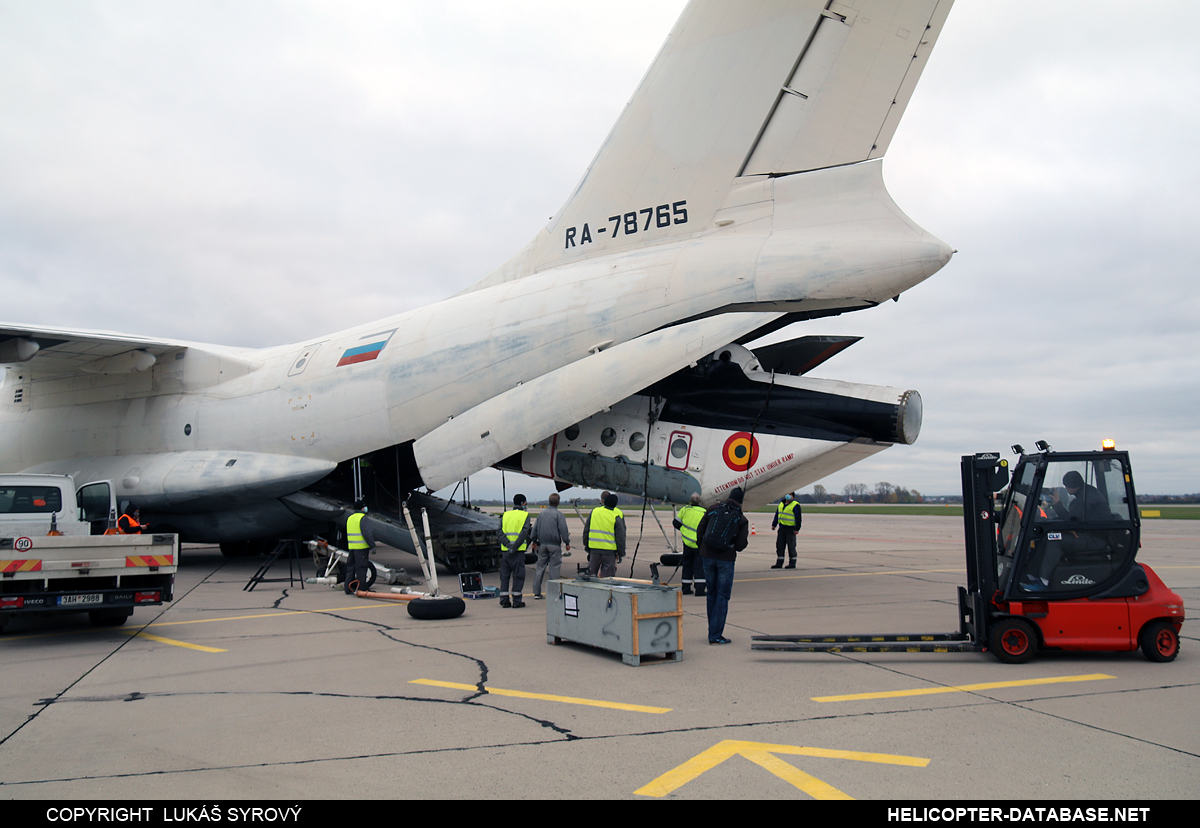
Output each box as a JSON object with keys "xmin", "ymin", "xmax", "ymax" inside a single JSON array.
[{"xmin": 0, "ymin": 560, "xmax": 229, "ymax": 747}]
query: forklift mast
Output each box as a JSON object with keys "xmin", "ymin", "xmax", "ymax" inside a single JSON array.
[{"xmin": 959, "ymin": 453, "xmax": 1009, "ymax": 641}]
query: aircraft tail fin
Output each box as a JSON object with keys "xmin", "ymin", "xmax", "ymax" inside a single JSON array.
[{"xmin": 467, "ymin": 0, "xmax": 953, "ymax": 292}]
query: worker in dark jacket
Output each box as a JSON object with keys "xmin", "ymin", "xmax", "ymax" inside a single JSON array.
[
  {"xmin": 770, "ymin": 492, "xmax": 802, "ymax": 569},
  {"xmin": 696, "ymin": 487, "xmax": 749, "ymax": 645},
  {"xmin": 531, "ymin": 492, "xmax": 571, "ymax": 599},
  {"xmin": 1026, "ymin": 471, "xmax": 1113, "ymax": 591}
]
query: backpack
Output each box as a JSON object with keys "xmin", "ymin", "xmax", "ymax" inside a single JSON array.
[{"xmin": 702, "ymin": 502, "xmax": 742, "ymax": 552}]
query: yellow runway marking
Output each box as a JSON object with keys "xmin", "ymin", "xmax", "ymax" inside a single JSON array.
[
  {"xmin": 410, "ymin": 678, "xmax": 671, "ymax": 714},
  {"xmin": 0, "ymin": 603, "xmax": 391, "ymax": 642},
  {"xmin": 140, "ymin": 603, "xmax": 392, "ymax": 628},
  {"xmin": 123, "ymin": 630, "xmax": 226, "ymax": 653},
  {"xmin": 635, "ymin": 739, "xmax": 929, "ymax": 799},
  {"xmin": 812, "ymin": 673, "xmax": 1116, "ymax": 702},
  {"xmin": 737, "ymin": 568, "xmax": 962, "ymax": 584}
]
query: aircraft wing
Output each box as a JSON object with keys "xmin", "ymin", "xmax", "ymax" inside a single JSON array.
[
  {"xmin": 0, "ymin": 322, "xmax": 188, "ymax": 376},
  {"xmin": 413, "ymin": 311, "xmax": 783, "ymax": 491},
  {"xmin": 0, "ymin": 322, "xmax": 265, "ymax": 390}
]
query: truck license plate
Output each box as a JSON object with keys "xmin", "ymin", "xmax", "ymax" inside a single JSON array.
[{"xmin": 59, "ymin": 593, "xmax": 103, "ymax": 606}]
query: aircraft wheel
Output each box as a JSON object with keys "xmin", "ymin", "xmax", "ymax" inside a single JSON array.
[
  {"xmin": 659, "ymin": 553, "xmax": 683, "ymax": 567},
  {"xmin": 89, "ymin": 609, "xmax": 132, "ymax": 627},
  {"xmin": 990, "ymin": 617, "xmax": 1037, "ymax": 664},
  {"xmin": 407, "ymin": 596, "xmax": 466, "ymax": 620},
  {"xmin": 1139, "ymin": 620, "xmax": 1179, "ymax": 663}
]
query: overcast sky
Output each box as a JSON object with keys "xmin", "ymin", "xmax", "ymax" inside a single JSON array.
[{"xmin": 3, "ymin": 1, "xmax": 1198, "ymax": 500}]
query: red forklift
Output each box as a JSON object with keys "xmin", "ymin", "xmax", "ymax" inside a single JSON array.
[{"xmin": 753, "ymin": 444, "xmax": 1185, "ymax": 663}]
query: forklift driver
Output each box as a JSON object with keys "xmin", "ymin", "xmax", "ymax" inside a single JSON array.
[
  {"xmin": 1024, "ymin": 471, "xmax": 1111, "ymax": 591},
  {"xmin": 1048, "ymin": 471, "xmax": 1110, "ymax": 523}
]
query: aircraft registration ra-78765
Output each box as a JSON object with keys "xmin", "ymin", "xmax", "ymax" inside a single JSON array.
[{"xmin": 1, "ymin": 0, "xmax": 956, "ymax": 570}]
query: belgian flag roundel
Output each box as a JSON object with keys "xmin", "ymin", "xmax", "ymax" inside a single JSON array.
[{"xmin": 722, "ymin": 431, "xmax": 759, "ymax": 471}]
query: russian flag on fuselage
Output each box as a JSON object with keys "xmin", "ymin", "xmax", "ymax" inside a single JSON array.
[{"xmin": 337, "ymin": 329, "xmax": 396, "ymax": 367}]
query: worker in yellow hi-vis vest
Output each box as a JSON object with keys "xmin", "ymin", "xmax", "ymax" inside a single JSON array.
[
  {"xmin": 583, "ymin": 492, "xmax": 626, "ymax": 578},
  {"xmin": 771, "ymin": 492, "xmax": 802, "ymax": 569},
  {"xmin": 499, "ymin": 494, "xmax": 533, "ymax": 608},
  {"xmin": 672, "ymin": 493, "xmax": 707, "ymax": 596},
  {"xmin": 344, "ymin": 500, "xmax": 376, "ymax": 594}
]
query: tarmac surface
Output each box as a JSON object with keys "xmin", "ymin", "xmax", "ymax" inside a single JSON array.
[{"xmin": 2, "ymin": 512, "xmax": 1197, "ymax": 800}]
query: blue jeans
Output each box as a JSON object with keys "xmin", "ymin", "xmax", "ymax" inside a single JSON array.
[{"xmin": 702, "ymin": 557, "xmax": 735, "ymax": 641}]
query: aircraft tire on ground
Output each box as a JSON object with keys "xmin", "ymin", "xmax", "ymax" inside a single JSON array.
[
  {"xmin": 407, "ymin": 596, "xmax": 466, "ymax": 620},
  {"xmin": 659, "ymin": 553, "xmax": 683, "ymax": 566},
  {"xmin": 1139, "ymin": 620, "xmax": 1180, "ymax": 662},
  {"xmin": 89, "ymin": 608, "xmax": 133, "ymax": 627},
  {"xmin": 989, "ymin": 616, "xmax": 1038, "ymax": 664}
]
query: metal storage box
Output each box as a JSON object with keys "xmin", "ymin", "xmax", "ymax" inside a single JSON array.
[{"xmin": 546, "ymin": 577, "xmax": 683, "ymax": 666}]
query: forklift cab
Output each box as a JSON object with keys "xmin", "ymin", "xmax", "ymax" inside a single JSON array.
[{"xmin": 995, "ymin": 449, "xmax": 1141, "ymax": 601}]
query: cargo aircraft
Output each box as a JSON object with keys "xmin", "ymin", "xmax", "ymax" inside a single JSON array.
[{"xmin": 1, "ymin": 0, "xmax": 956, "ymax": 569}]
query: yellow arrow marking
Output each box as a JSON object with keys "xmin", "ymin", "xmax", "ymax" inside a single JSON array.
[
  {"xmin": 123, "ymin": 630, "xmax": 226, "ymax": 653},
  {"xmin": 813, "ymin": 673, "xmax": 1116, "ymax": 702},
  {"xmin": 635, "ymin": 740, "xmax": 928, "ymax": 798},
  {"xmin": 410, "ymin": 679, "xmax": 670, "ymax": 714}
]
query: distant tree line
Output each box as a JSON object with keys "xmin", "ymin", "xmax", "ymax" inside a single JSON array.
[{"xmin": 800, "ymin": 482, "xmax": 924, "ymax": 504}]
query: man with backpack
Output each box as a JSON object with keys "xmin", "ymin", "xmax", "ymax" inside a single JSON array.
[{"xmin": 696, "ymin": 487, "xmax": 749, "ymax": 645}]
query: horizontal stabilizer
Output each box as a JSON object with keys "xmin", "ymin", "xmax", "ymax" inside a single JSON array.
[{"xmin": 752, "ymin": 335, "xmax": 861, "ymax": 375}]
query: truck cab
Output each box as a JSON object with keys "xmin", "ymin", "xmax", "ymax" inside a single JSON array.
[{"xmin": 0, "ymin": 474, "xmax": 117, "ymax": 537}]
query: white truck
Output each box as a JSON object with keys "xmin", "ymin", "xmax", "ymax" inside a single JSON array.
[{"xmin": 0, "ymin": 474, "xmax": 177, "ymax": 632}]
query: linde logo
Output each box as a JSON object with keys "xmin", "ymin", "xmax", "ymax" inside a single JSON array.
[{"xmin": 1063, "ymin": 574, "xmax": 1096, "ymax": 585}]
